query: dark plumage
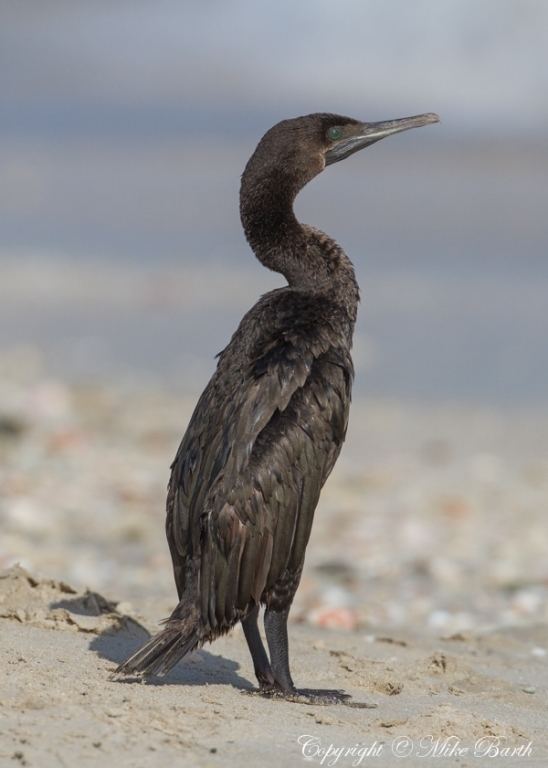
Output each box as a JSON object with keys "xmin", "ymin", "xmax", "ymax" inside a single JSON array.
[{"xmin": 117, "ymin": 110, "xmax": 439, "ymax": 703}]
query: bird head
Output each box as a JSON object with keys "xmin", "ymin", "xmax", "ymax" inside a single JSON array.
[{"xmin": 244, "ymin": 111, "xmax": 439, "ymax": 194}]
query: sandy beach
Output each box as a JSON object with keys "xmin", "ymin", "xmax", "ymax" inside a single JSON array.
[
  {"xmin": 1, "ymin": 357, "xmax": 547, "ymax": 766},
  {"xmin": 1, "ymin": 567, "xmax": 547, "ymax": 767}
]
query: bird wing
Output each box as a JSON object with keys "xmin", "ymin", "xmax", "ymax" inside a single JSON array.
[{"xmin": 166, "ymin": 313, "xmax": 352, "ymax": 633}]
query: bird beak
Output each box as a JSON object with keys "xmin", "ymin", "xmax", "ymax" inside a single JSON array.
[{"xmin": 325, "ymin": 112, "xmax": 440, "ymax": 166}]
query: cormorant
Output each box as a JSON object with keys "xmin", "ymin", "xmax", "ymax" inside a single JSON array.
[{"xmin": 116, "ymin": 111, "xmax": 439, "ymax": 704}]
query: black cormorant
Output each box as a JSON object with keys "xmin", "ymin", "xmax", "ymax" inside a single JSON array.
[{"xmin": 116, "ymin": 111, "xmax": 439, "ymax": 704}]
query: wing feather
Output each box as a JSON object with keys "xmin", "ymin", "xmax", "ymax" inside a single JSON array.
[{"xmin": 166, "ymin": 297, "xmax": 353, "ymax": 634}]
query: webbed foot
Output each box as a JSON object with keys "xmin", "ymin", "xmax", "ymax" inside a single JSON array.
[{"xmin": 242, "ymin": 684, "xmax": 375, "ymax": 708}]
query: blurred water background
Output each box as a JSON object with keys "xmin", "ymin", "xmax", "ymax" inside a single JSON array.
[
  {"xmin": 1, "ymin": 0, "xmax": 547, "ymax": 403},
  {"xmin": 2, "ymin": 1, "xmax": 548, "ymax": 630}
]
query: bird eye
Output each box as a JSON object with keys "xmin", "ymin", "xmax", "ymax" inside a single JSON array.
[{"xmin": 327, "ymin": 126, "xmax": 343, "ymax": 141}]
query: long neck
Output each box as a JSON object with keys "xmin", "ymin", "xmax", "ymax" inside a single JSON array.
[{"xmin": 240, "ymin": 169, "xmax": 360, "ymax": 318}]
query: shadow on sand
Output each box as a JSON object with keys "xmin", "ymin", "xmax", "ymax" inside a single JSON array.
[{"xmin": 87, "ymin": 612, "xmax": 253, "ymax": 690}]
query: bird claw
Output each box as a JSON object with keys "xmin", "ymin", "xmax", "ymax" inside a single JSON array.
[{"xmin": 241, "ymin": 685, "xmax": 376, "ymax": 708}]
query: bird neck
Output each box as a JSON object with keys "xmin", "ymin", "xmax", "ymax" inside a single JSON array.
[{"xmin": 240, "ymin": 173, "xmax": 359, "ymax": 316}]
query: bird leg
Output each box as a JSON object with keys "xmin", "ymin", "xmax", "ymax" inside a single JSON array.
[
  {"xmin": 241, "ymin": 606, "xmax": 372, "ymax": 707},
  {"xmin": 255, "ymin": 606, "xmax": 373, "ymax": 708},
  {"xmin": 241, "ymin": 605, "xmax": 275, "ymax": 689},
  {"xmin": 263, "ymin": 606, "xmax": 295, "ymax": 691}
]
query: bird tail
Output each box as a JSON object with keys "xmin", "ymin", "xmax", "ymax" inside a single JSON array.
[{"xmin": 115, "ymin": 610, "xmax": 202, "ymax": 677}]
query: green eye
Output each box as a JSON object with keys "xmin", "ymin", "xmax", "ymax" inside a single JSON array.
[{"xmin": 327, "ymin": 126, "xmax": 343, "ymax": 141}]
